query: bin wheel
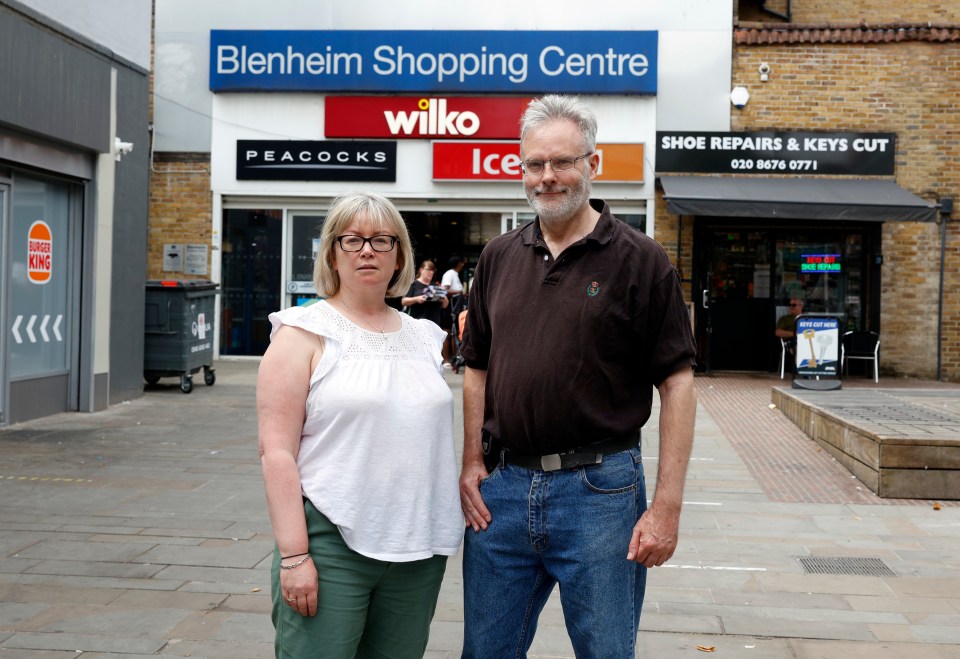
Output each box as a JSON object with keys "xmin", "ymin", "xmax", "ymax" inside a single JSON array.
[
  {"xmin": 180, "ymin": 374, "xmax": 193, "ymax": 394},
  {"xmin": 204, "ymin": 367, "xmax": 216, "ymax": 386},
  {"xmin": 145, "ymin": 375, "xmax": 160, "ymax": 386}
]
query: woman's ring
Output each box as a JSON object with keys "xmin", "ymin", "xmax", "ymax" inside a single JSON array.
[{"xmin": 287, "ymin": 597, "xmax": 295, "ymax": 602}]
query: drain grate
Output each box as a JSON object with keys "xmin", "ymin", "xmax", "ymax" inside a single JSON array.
[{"xmin": 797, "ymin": 556, "xmax": 896, "ymax": 577}]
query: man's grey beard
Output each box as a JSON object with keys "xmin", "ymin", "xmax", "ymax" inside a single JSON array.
[{"xmin": 524, "ymin": 174, "xmax": 592, "ymax": 225}]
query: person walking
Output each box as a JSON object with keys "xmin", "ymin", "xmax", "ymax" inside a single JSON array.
[
  {"xmin": 258, "ymin": 191, "xmax": 462, "ymax": 658},
  {"xmin": 458, "ymin": 95, "xmax": 698, "ymax": 658}
]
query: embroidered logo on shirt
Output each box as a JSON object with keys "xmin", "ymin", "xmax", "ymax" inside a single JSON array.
[{"xmin": 586, "ymin": 281, "xmax": 601, "ymax": 297}]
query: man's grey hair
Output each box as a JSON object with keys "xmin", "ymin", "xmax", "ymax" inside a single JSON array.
[{"xmin": 519, "ymin": 95, "xmax": 598, "ymax": 153}]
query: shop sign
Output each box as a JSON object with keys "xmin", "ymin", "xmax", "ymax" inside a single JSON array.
[
  {"xmin": 210, "ymin": 30, "xmax": 658, "ymax": 94},
  {"xmin": 236, "ymin": 140, "xmax": 397, "ymax": 181},
  {"xmin": 801, "ymin": 254, "xmax": 842, "ymax": 273},
  {"xmin": 795, "ymin": 315, "xmax": 841, "ymax": 378},
  {"xmin": 326, "ymin": 97, "xmax": 531, "ymax": 140},
  {"xmin": 656, "ymin": 131, "xmax": 896, "ymax": 175},
  {"xmin": 432, "ymin": 142, "xmax": 644, "ymax": 182},
  {"xmin": 27, "ymin": 220, "xmax": 52, "ymax": 285}
]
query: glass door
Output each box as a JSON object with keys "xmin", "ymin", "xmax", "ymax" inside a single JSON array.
[
  {"xmin": 698, "ymin": 228, "xmax": 772, "ymax": 371},
  {"xmin": 219, "ymin": 209, "xmax": 282, "ymax": 356},
  {"xmin": 286, "ymin": 213, "xmax": 325, "ymax": 307}
]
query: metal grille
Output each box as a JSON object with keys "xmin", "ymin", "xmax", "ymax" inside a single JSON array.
[{"xmin": 797, "ymin": 556, "xmax": 896, "ymax": 577}]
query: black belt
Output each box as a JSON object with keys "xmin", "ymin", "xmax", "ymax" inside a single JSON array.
[{"xmin": 484, "ymin": 430, "xmax": 640, "ymax": 472}]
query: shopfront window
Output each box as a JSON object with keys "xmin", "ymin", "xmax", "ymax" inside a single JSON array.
[
  {"xmin": 288, "ymin": 213, "xmax": 324, "ymax": 307},
  {"xmin": 9, "ymin": 174, "xmax": 72, "ymax": 378},
  {"xmin": 774, "ymin": 233, "xmax": 863, "ymax": 330}
]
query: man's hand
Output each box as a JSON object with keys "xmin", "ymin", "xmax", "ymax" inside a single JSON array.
[
  {"xmin": 626, "ymin": 504, "xmax": 680, "ymax": 567},
  {"xmin": 459, "ymin": 461, "xmax": 492, "ymax": 532}
]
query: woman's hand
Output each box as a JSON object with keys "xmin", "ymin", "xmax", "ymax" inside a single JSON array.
[{"xmin": 280, "ymin": 557, "xmax": 319, "ymax": 617}]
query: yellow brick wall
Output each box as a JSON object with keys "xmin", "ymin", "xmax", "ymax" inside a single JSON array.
[
  {"xmin": 147, "ymin": 154, "xmax": 213, "ymax": 280},
  {"xmin": 739, "ymin": 1, "xmax": 960, "ymax": 24},
  {"xmin": 657, "ymin": 37, "xmax": 958, "ymax": 380}
]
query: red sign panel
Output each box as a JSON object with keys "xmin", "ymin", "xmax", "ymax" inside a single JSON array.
[
  {"xmin": 433, "ymin": 142, "xmax": 645, "ymax": 182},
  {"xmin": 325, "ymin": 96, "xmax": 531, "ymax": 139}
]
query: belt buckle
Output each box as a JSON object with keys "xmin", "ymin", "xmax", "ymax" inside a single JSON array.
[
  {"xmin": 540, "ymin": 454, "xmax": 563, "ymax": 471},
  {"xmin": 540, "ymin": 452, "xmax": 603, "ymax": 472}
]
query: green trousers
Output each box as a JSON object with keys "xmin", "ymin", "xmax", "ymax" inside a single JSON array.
[{"xmin": 271, "ymin": 500, "xmax": 448, "ymax": 659}]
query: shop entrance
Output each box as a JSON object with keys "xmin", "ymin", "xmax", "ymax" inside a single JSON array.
[
  {"xmin": 218, "ymin": 205, "xmax": 519, "ymax": 357},
  {"xmin": 694, "ymin": 220, "xmax": 877, "ymax": 372}
]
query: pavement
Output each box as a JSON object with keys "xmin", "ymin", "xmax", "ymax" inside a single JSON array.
[{"xmin": 1, "ymin": 360, "xmax": 959, "ymax": 659}]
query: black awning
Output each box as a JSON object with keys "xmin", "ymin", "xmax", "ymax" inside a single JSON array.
[{"xmin": 659, "ymin": 176, "xmax": 937, "ymax": 222}]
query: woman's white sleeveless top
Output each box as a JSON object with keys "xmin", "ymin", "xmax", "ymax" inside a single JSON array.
[{"xmin": 269, "ymin": 301, "xmax": 462, "ymax": 561}]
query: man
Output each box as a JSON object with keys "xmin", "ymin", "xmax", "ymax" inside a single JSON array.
[
  {"xmin": 459, "ymin": 95, "xmax": 697, "ymax": 658},
  {"xmin": 776, "ymin": 297, "xmax": 804, "ymax": 340}
]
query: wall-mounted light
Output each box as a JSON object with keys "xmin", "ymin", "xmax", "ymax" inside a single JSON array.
[
  {"xmin": 759, "ymin": 62, "xmax": 771, "ymax": 82},
  {"xmin": 114, "ymin": 137, "xmax": 134, "ymax": 161},
  {"xmin": 730, "ymin": 86, "xmax": 750, "ymax": 109}
]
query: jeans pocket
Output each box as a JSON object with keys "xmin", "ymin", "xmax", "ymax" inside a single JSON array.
[
  {"xmin": 478, "ymin": 465, "xmax": 501, "ymax": 486},
  {"xmin": 580, "ymin": 449, "xmax": 639, "ymax": 494}
]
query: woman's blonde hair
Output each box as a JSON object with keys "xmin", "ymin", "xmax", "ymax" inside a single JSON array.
[{"xmin": 313, "ymin": 192, "xmax": 415, "ymax": 298}]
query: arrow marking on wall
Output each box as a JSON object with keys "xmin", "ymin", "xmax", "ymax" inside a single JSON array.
[
  {"xmin": 11, "ymin": 315, "xmax": 22, "ymax": 344},
  {"xmin": 10, "ymin": 314, "xmax": 64, "ymax": 344}
]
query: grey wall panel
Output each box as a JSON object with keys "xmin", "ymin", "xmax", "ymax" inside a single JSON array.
[
  {"xmin": 109, "ymin": 66, "xmax": 151, "ymax": 404},
  {"xmin": 0, "ymin": 5, "xmax": 111, "ymax": 152},
  {"xmin": 8, "ymin": 374, "xmax": 69, "ymax": 423}
]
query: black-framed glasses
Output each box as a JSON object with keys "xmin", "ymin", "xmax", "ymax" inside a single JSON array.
[
  {"xmin": 520, "ymin": 152, "xmax": 592, "ymax": 176},
  {"xmin": 336, "ymin": 234, "xmax": 398, "ymax": 252}
]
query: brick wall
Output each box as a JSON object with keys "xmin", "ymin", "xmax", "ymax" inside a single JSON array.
[
  {"xmin": 715, "ymin": 37, "xmax": 959, "ymax": 380},
  {"xmin": 147, "ymin": 153, "xmax": 213, "ymax": 280},
  {"xmin": 738, "ymin": 1, "xmax": 960, "ymax": 24}
]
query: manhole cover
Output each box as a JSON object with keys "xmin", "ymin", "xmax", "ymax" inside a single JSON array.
[{"xmin": 797, "ymin": 556, "xmax": 896, "ymax": 577}]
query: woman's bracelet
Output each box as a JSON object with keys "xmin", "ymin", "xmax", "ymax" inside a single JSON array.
[
  {"xmin": 280, "ymin": 552, "xmax": 308, "ymax": 560},
  {"xmin": 280, "ymin": 554, "xmax": 311, "ymax": 570}
]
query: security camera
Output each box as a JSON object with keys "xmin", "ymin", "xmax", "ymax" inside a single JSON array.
[
  {"xmin": 758, "ymin": 62, "xmax": 771, "ymax": 82},
  {"xmin": 114, "ymin": 137, "xmax": 134, "ymax": 161}
]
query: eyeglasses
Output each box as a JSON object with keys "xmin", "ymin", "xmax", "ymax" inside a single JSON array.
[
  {"xmin": 520, "ymin": 152, "xmax": 592, "ymax": 176},
  {"xmin": 336, "ymin": 234, "xmax": 398, "ymax": 252},
  {"xmin": 789, "ymin": 303, "xmax": 802, "ymax": 308}
]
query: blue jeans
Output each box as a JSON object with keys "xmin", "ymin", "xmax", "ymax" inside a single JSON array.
[{"xmin": 462, "ymin": 448, "xmax": 647, "ymax": 659}]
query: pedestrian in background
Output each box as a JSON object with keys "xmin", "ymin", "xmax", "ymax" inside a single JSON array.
[
  {"xmin": 403, "ymin": 259, "xmax": 449, "ymax": 329},
  {"xmin": 257, "ymin": 191, "xmax": 461, "ymax": 658},
  {"xmin": 458, "ymin": 95, "xmax": 698, "ymax": 658}
]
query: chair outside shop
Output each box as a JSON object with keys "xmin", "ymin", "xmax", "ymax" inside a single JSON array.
[{"xmin": 841, "ymin": 330, "xmax": 880, "ymax": 382}]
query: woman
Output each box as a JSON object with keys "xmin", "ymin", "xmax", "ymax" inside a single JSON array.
[
  {"xmin": 402, "ymin": 260, "xmax": 449, "ymax": 329},
  {"xmin": 257, "ymin": 192, "xmax": 461, "ymax": 659}
]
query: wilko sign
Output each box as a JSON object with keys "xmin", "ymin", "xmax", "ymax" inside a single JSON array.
[
  {"xmin": 432, "ymin": 142, "xmax": 645, "ymax": 182},
  {"xmin": 27, "ymin": 220, "xmax": 52, "ymax": 285},
  {"xmin": 325, "ymin": 96, "xmax": 530, "ymax": 139}
]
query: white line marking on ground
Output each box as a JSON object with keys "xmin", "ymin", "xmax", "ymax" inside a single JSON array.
[{"xmin": 662, "ymin": 565, "xmax": 767, "ymax": 571}]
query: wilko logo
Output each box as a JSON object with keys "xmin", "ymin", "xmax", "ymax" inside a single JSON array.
[
  {"xmin": 27, "ymin": 220, "xmax": 52, "ymax": 285},
  {"xmin": 385, "ymin": 98, "xmax": 478, "ymax": 136},
  {"xmin": 432, "ymin": 142, "xmax": 645, "ymax": 182},
  {"xmin": 325, "ymin": 96, "xmax": 530, "ymax": 139}
]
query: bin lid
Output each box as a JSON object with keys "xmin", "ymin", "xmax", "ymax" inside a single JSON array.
[{"xmin": 146, "ymin": 279, "xmax": 219, "ymax": 291}]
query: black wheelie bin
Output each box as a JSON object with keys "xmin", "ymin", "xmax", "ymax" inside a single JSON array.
[{"xmin": 143, "ymin": 280, "xmax": 219, "ymax": 393}]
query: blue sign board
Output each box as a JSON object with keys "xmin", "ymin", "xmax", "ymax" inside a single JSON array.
[
  {"xmin": 795, "ymin": 315, "xmax": 841, "ymax": 378},
  {"xmin": 210, "ymin": 30, "xmax": 658, "ymax": 94}
]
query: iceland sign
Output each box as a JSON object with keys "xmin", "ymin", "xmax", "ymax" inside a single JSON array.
[{"xmin": 210, "ymin": 30, "xmax": 658, "ymax": 94}]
